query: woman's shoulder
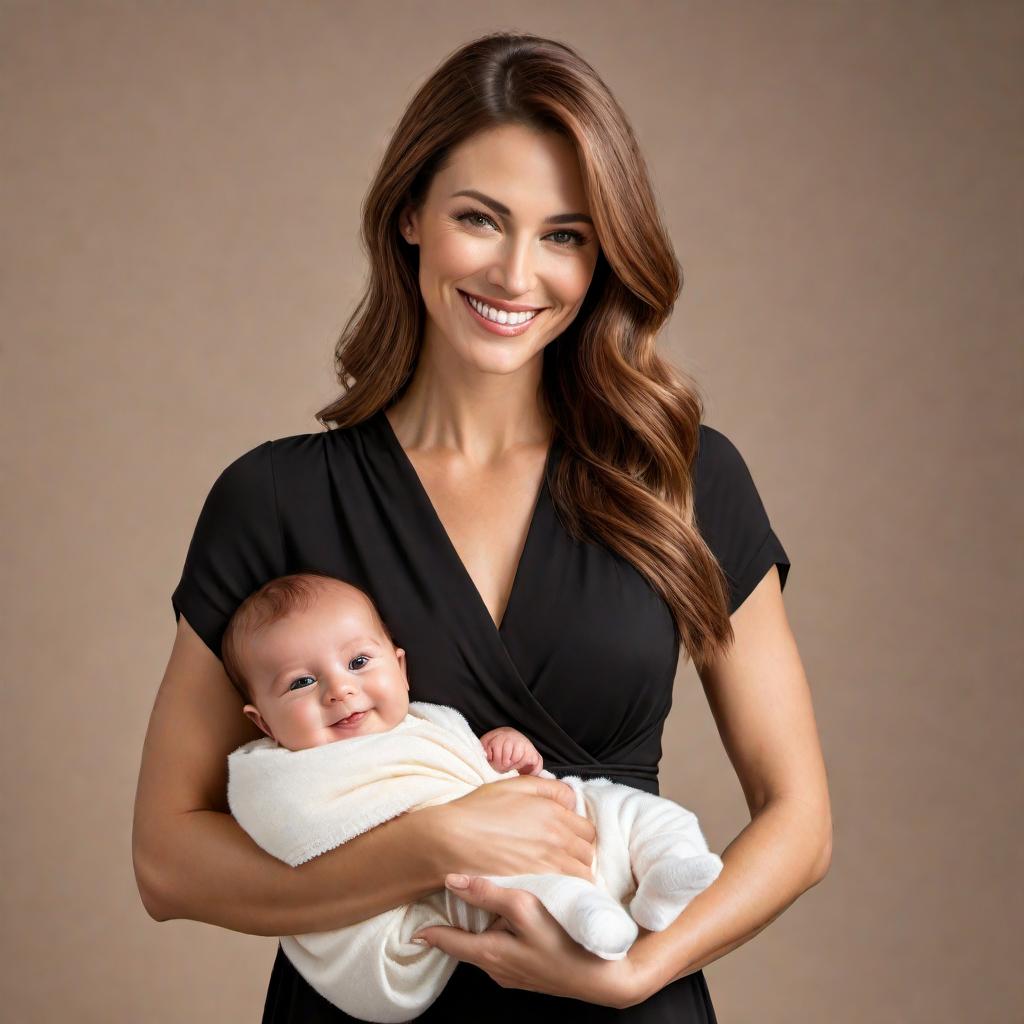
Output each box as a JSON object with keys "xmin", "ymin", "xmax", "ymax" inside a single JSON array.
[
  {"xmin": 266, "ymin": 420, "xmax": 375, "ymax": 473},
  {"xmin": 692, "ymin": 420, "xmax": 791, "ymax": 610},
  {"xmin": 194, "ymin": 429, "xmax": 329, "ymax": 508},
  {"xmin": 692, "ymin": 420, "xmax": 770, "ymax": 518},
  {"xmin": 199, "ymin": 420, "xmax": 379, "ymax": 515},
  {"xmin": 265, "ymin": 428, "xmax": 330, "ymax": 463},
  {"xmin": 268, "ymin": 419, "xmax": 371, "ymax": 454},
  {"xmin": 693, "ymin": 421, "xmax": 753, "ymax": 495}
]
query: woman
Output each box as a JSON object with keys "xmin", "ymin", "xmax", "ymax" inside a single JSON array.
[{"xmin": 133, "ymin": 31, "xmax": 831, "ymax": 1022}]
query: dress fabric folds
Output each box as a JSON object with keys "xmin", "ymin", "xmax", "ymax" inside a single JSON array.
[{"xmin": 171, "ymin": 410, "xmax": 791, "ymax": 1023}]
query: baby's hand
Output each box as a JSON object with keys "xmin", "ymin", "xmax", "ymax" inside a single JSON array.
[{"xmin": 479, "ymin": 727, "xmax": 544, "ymax": 776}]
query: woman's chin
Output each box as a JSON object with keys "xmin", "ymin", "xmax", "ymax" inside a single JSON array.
[{"xmin": 460, "ymin": 339, "xmax": 544, "ymax": 375}]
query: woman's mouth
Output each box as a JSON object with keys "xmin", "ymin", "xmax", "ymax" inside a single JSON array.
[{"xmin": 458, "ymin": 289, "xmax": 548, "ymax": 337}]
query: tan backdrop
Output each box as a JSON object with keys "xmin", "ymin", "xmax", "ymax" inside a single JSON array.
[{"xmin": 3, "ymin": 2, "xmax": 1020, "ymax": 1020}]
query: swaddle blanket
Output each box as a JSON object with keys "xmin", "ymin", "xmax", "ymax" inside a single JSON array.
[{"xmin": 228, "ymin": 701, "xmax": 722, "ymax": 1023}]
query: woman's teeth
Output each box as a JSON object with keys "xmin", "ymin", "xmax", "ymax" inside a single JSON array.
[{"xmin": 464, "ymin": 293, "xmax": 539, "ymax": 325}]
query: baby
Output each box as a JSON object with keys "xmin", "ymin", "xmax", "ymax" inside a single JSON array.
[
  {"xmin": 223, "ymin": 568, "xmax": 542, "ymax": 774},
  {"xmin": 223, "ymin": 570, "xmax": 722, "ymax": 1024}
]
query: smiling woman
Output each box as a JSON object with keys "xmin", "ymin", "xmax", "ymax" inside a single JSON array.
[
  {"xmin": 459, "ymin": 287, "xmax": 548, "ymax": 336},
  {"xmin": 135, "ymin": 28, "xmax": 827, "ymax": 1024},
  {"xmin": 396, "ymin": 123, "xmax": 601, "ymax": 372}
]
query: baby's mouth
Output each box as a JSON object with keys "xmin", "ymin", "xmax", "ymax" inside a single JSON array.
[{"xmin": 332, "ymin": 710, "xmax": 368, "ymax": 727}]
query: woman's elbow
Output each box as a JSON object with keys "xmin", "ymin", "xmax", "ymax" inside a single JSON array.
[
  {"xmin": 809, "ymin": 822, "xmax": 833, "ymax": 886},
  {"xmin": 132, "ymin": 830, "xmax": 177, "ymax": 922}
]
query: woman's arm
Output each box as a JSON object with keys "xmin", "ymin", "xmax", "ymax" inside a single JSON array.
[
  {"xmin": 131, "ymin": 614, "xmax": 449, "ymax": 937},
  {"xmin": 628, "ymin": 565, "xmax": 833, "ymax": 1002}
]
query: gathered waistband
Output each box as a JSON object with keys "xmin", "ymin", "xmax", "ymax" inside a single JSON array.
[{"xmin": 545, "ymin": 761, "xmax": 660, "ymax": 794}]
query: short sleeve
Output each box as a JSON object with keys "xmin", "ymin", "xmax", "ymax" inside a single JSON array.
[
  {"xmin": 693, "ymin": 424, "xmax": 791, "ymax": 615},
  {"xmin": 171, "ymin": 441, "xmax": 286, "ymax": 660}
]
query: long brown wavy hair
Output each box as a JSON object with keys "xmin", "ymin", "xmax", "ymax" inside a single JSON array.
[{"xmin": 314, "ymin": 31, "xmax": 737, "ymax": 670}]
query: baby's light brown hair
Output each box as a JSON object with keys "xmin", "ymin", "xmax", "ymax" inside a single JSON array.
[{"xmin": 221, "ymin": 570, "xmax": 394, "ymax": 704}]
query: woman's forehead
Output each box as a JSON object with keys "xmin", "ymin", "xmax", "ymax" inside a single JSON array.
[{"xmin": 430, "ymin": 128, "xmax": 588, "ymax": 211}]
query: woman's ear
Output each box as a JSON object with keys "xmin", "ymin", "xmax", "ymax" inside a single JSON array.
[{"xmin": 399, "ymin": 207, "xmax": 419, "ymax": 245}]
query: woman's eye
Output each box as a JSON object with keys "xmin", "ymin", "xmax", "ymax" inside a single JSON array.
[
  {"xmin": 453, "ymin": 208, "xmax": 587, "ymax": 248},
  {"xmin": 288, "ymin": 676, "xmax": 316, "ymax": 691},
  {"xmin": 349, "ymin": 655, "xmax": 369, "ymax": 670},
  {"xmin": 456, "ymin": 209, "xmax": 498, "ymax": 232},
  {"xmin": 548, "ymin": 228, "xmax": 588, "ymax": 247}
]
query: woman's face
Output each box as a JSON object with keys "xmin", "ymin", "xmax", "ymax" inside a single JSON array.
[{"xmin": 401, "ymin": 123, "xmax": 600, "ymax": 378}]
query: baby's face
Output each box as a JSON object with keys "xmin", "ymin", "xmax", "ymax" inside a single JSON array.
[{"xmin": 240, "ymin": 584, "xmax": 409, "ymax": 751}]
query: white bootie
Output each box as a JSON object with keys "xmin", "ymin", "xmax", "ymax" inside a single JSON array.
[{"xmin": 628, "ymin": 853, "xmax": 723, "ymax": 932}]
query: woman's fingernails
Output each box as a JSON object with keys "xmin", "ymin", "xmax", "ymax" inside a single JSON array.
[
  {"xmin": 445, "ymin": 873, "xmax": 469, "ymax": 888},
  {"xmin": 412, "ymin": 937, "xmax": 427, "ymax": 945}
]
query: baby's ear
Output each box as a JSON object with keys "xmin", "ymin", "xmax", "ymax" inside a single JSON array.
[{"xmin": 243, "ymin": 704, "xmax": 274, "ymax": 740}]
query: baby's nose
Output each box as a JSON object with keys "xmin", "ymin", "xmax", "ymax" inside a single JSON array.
[{"xmin": 323, "ymin": 675, "xmax": 357, "ymax": 700}]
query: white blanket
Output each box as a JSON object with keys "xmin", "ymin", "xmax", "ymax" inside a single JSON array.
[{"xmin": 228, "ymin": 701, "xmax": 721, "ymax": 1022}]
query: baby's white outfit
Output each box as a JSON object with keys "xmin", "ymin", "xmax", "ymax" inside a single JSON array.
[{"xmin": 228, "ymin": 701, "xmax": 722, "ymax": 1023}]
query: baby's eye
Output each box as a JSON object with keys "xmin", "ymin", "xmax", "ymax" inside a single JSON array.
[
  {"xmin": 349, "ymin": 655, "xmax": 370, "ymax": 670},
  {"xmin": 288, "ymin": 676, "xmax": 316, "ymax": 691}
]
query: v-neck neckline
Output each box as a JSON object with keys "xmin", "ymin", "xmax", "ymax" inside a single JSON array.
[{"xmin": 374, "ymin": 406, "xmax": 560, "ymax": 636}]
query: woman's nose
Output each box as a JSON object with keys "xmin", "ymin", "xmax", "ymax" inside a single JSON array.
[{"xmin": 488, "ymin": 234, "xmax": 536, "ymax": 296}]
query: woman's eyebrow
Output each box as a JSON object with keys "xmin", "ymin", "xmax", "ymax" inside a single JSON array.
[{"xmin": 450, "ymin": 189, "xmax": 593, "ymax": 226}]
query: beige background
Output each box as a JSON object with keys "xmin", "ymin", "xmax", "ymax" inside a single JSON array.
[{"xmin": 3, "ymin": 2, "xmax": 1020, "ymax": 1020}]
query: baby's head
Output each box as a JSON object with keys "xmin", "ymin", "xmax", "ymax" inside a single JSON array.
[{"xmin": 222, "ymin": 570, "xmax": 409, "ymax": 751}]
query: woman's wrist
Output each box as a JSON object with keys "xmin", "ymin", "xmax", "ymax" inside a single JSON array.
[
  {"xmin": 412, "ymin": 804, "xmax": 454, "ymax": 888},
  {"xmin": 288, "ymin": 806, "xmax": 451, "ymax": 931},
  {"xmin": 621, "ymin": 928, "xmax": 685, "ymax": 1005}
]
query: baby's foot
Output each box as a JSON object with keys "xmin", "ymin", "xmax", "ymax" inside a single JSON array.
[
  {"xmin": 629, "ymin": 853, "xmax": 723, "ymax": 932},
  {"xmin": 571, "ymin": 888, "xmax": 639, "ymax": 961}
]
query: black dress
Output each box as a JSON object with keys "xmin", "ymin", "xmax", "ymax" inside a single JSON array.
[{"xmin": 171, "ymin": 408, "xmax": 790, "ymax": 1023}]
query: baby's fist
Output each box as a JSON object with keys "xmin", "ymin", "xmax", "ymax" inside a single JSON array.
[{"xmin": 480, "ymin": 728, "xmax": 544, "ymax": 776}]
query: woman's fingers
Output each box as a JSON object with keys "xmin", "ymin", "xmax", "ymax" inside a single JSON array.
[
  {"xmin": 513, "ymin": 774, "xmax": 597, "ymax": 872},
  {"xmin": 439, "ymin": 776, "xmax": 598, "ymax": 880},
  {"xmin": 450, "ymin": 875, "xmax": 537, "ymax": 928},
  {"xmin": 520, "ymin": 774, "xmax": 578, "ymax": 809},
  {"xmin": 412, "ymin": 877, "xmax": 535, "ymax": 957},
  {"xmin": 562, "ymin": 832, "xmax": 598, "ymax": 880}
]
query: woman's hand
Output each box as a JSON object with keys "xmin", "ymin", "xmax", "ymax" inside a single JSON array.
[
  {"xmin": 430, "ymin": 776, "xmax": 597, "ymax": 881},
  {"xmin": 411, "ymin": 875, "xmax": 650, "ymax": 1008}
]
